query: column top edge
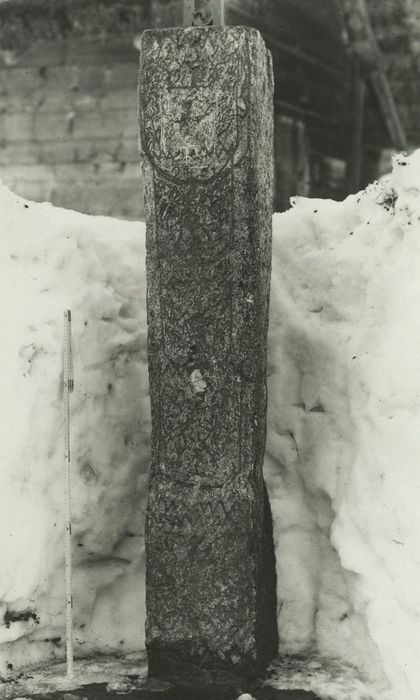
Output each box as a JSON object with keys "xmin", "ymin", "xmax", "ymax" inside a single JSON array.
[{"xmin": 140, "ymin": 25, "xmax": 264, "ymax": 45}]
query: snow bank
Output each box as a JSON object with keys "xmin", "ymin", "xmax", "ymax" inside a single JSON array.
[
  {"xmin": 1, "ymin": 151, "xmax": 420, "ymax": 699},
  {"xmin": 0, "ymin": 186, "xmax": 149, "ymax": 674},
  {"xmin": 268, "ymin": 151, "xmax": 420, "ymax": 699}
]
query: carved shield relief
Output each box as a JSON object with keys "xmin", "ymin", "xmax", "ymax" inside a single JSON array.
[
  {"xmin": 138, "ymin": 28, "xmax": 251, "ymax": 182},
  {"xmin": 141, "ymin": 85, "xmax": 238, "ymax": 182}
]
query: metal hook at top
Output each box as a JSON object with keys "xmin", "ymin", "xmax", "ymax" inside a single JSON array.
[{"xmin": 183, "ymin": 0, "xmax": 225, "ymax": 27}]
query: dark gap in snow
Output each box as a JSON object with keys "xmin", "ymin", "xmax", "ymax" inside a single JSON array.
[{"xmin": 4, "ymin": 608, "xmax": 40, "ymax": 628}]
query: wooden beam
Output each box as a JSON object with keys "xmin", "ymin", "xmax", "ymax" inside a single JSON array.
[
  {"xmin": 228, "ymin": 8, "xmax": 347, "ymax": 81},
  {"xmin": 347, "ymin": 60, "xmax": 366, "ymax": 191},
  {"xmin": 339, "ymin": 0, "xmax": 407, "ymax": 151},
  {"xmin": 274, "ymin": 98, "xmax": 339, "ymax": 127},
  {"xmin": 369, "ymin": 70, "xmax": 407, "ymax": 151},
  {"xmin": 183, "ymin": 0, "xmax": 194, "ymax": 26}
]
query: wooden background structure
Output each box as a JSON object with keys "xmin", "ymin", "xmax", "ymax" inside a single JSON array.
[{"xmin": 0, "ymin": 0, "xmax": 415, "ymax": 218}]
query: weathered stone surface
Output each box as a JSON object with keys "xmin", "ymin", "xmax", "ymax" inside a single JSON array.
[{"xmin": 139, "ymin": 25, "xmax": 277, "ymax": 685}]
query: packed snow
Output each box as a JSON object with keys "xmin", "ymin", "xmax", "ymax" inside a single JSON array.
[
  {"xmin": 1, "ymin": 151, "xmax": 420, "ymax": 699},
  {"xmin": 0, "ymin": 192, "xmax": 149, "ymax": 676}
]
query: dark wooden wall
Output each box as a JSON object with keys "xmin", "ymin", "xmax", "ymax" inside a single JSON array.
[
  {"xmin": 227, "ymin": 0, "xmax": 391, "ymax": 208},
  {"xmin": 0, "ymin": 0, "xmax": 391, "ymax": 217}
]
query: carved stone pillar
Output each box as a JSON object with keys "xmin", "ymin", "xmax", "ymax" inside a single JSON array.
[{"xmin": 139, "ymin": 25, "xmax": 278, "ymax": 685}]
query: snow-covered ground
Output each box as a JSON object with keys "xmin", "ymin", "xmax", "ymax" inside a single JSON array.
[{"xmin": 1, "ymin": 151, "xmax": 420, "ymax": 699}]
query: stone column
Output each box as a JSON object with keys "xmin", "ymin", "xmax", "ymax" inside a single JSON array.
[{"xmin": 138, "ymin": 26, "xmax": 278, "ymax": 685}]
